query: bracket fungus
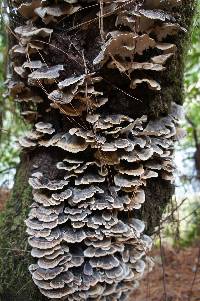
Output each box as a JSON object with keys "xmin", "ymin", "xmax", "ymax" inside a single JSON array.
[{"xmin": 8, "ymin": 0, "xmax": 187, "ymax": 299}]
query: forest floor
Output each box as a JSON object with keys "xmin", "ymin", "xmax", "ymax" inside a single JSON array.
[
  {"xmin": 132, "ymin": 246, "xmax": 200, "ymax": 301},
  {"xmin": 0, "ymin": 189, "xmax": 199, "ymax": 301}
]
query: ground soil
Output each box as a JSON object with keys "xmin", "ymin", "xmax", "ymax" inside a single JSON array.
[{"xmin": 132, "ymin": 246, "xmax": 200, "ymax": 301}]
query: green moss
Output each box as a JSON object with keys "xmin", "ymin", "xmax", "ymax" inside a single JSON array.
[{"xmin": 0, "ymin": 161, "xmax": 47, "ymax": 301}]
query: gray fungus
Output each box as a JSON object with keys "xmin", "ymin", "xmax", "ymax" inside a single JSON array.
[{"xmin": 9, "ymin": 0, "xmax": 184, "ymax": 300}]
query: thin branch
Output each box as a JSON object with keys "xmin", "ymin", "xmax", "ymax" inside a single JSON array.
[
  {"xmin": 188, "ymin": 244, "xmax": 200, "ymax": 301},
  {"xmin": 186, "ymin": 115, "xmax": 199, "ymax": 149},
  {"xmin": 159, "ymin": 223, "xmax": 168, "ymax": 301}
]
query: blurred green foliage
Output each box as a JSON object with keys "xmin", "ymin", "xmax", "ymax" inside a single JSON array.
[
  {"xmin": 0, "ymin": 7, "xmax": 27, "ymax": 185},
  {"xmin": 180, "ymin": 202, "xmax": 200, "ymax": 246},
  {"xmin": 174, "ymin": 1, "xmax": 200, "ymax": 246},
  {"xmin": 183, "ymin": 1, "xmax": 200, "ymax": 146}
]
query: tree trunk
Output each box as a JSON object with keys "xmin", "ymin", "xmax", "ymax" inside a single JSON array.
[{"xmin": 0, "ymin": 1, "xmax": 196, "ymax": 300}]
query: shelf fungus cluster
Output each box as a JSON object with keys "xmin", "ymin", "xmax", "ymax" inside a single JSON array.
[{"xmin": 9, "ymin": 0, "xmax": 186, "ymax": 300}]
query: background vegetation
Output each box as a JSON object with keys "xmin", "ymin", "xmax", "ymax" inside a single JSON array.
[{"xmin": 0, "ymin": 7, "xmax": 26, "ymax": 187}]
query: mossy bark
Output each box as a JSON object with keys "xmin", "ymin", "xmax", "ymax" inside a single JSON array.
[
  {"xmin": 0, "ymin": 1, "xmax": 197, "ymax": 300},
  {"xmin": 0, "ymin": 155, "xmax": 47, "ymax": 301}
]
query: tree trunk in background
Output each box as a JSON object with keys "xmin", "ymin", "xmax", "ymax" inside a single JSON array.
[{"xmin": 0, "ymin": 1, "xmax": 196, "ymax": 300}]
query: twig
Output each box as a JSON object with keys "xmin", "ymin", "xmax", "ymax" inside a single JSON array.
[
  {"xmin": 152, "ymin": 198, "xmax": 188, "ymax": 235},
  {"xmin": 16, "ymin": 279, "xmax": 32, "ymax": 295},
  {"xmin": 188, "ymin": 244, "xmax": 200, "ymax": 301},
  {"xmin": 146, "ymin": 260, "xmax": 151, "ymax": 301},
  {"xmin": 0, "ymin": 166, "xmax": 16, "ymax": 174},
  {"xmin": 0, "ymin": 247, "xmax": 30, "ymax": 253},
  {"xmin": 99, "ymin": 0, "xmax": 105, "ymax": 43},
  {"xmin": 186, "ymin": 115, "xmax": 199, "ymax": 149},
  {"xmin": 65, "ymin": 0, "xmax": 137, "ymax": 33},
  {"xmin": 159, "ymin": 223, "xmax": 168, "ymax": 301}
]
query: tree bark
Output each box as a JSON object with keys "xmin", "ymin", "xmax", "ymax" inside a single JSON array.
[{"xmin": 0, "ymin": 0, "xmax": 197, "ymax": 300}]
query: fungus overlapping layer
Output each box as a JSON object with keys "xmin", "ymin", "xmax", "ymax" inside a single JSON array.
[{"xmin": 10, "ymin": 0, "xmax": 184, "ymax": 300}]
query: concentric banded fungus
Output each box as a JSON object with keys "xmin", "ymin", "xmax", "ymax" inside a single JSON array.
[{"xmin": 9, "ymin": 0, "xmax": 186, "ymax": 299}]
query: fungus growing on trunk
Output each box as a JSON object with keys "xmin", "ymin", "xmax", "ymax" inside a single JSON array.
[{"xmin": 7, "ymin": 0, "xmax": 189, "ymax": 299}]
